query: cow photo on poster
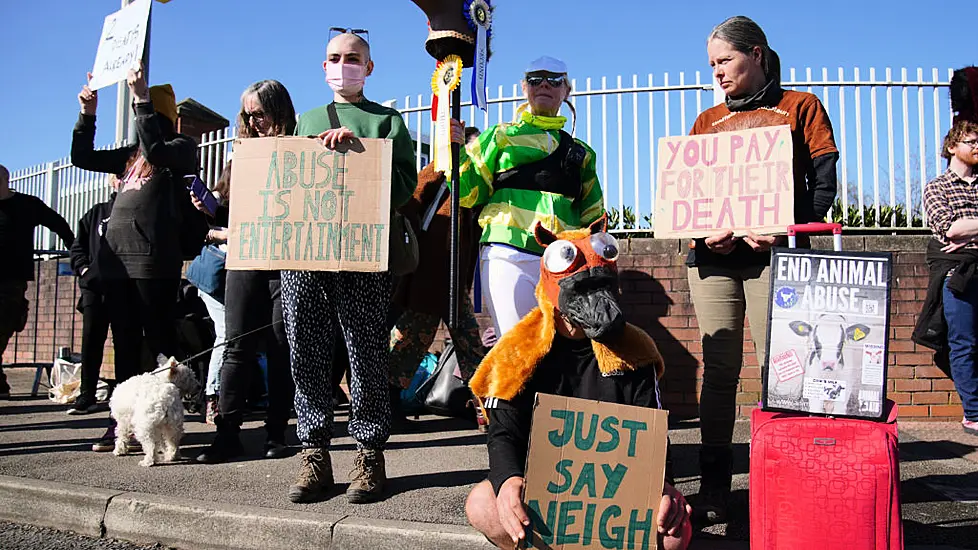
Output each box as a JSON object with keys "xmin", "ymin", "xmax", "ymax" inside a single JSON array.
[{"xmin": 763, "ymin": 248, "xmax": 892, "ymax": 419}]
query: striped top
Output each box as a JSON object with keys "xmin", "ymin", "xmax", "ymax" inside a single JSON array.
[{"xmin": 456, "ymin": 116, "xmax": 604, "ymax": 254}]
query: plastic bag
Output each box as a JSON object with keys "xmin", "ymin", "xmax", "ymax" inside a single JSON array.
[{"xmin": 48, "ymin": 358, "xmax": 82, "ymax": 404}]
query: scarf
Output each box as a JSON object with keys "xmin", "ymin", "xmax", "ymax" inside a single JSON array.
[
  {"xmin": 725, "ymin": 77, "xmax": 784, "ymax": 112},
  {"xmin": 519, "ymin": 109, "xmax": 566, "ymax": 130}
]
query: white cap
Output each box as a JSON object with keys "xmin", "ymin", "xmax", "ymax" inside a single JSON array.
[{"xmin": 525, "ymin": 56, "xmax": 568, "ymax": 75}]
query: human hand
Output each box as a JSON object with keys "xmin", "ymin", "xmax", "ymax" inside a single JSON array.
[
  {"xmin": 127, "ymin": 62, "xmax": 149, "ymax": 103},
  {"xmin": 657, "ymin": 482, "xmax": 692, "ymax": 537},
  {"xmin": 704, "ymin": 230, "xmax": 737, "ymax": 255},
  {"xmin": 495, "ymin": 477, "xmax": 530, "ymax": 546},
  {"xmin": 318, "ymin": 127, "xmax": 355, "ymax": 149},
  {"xmin": 78, "ymin": 73, "xmax": 98, "ymax": 115},
  {"xmin": 941, "ymin": 240, "xmax": 972, "ymax": 253},
  {"xmin": 744, "ymin": 231, "xmax": 778, "ymax": 252},
  {"xmin": 450, "ymin": 118, "xmax": 466, "ymax": 145},
  {"xmin": 189, "ymin": 191, "xmax": 210, "ymax": 215},
  {"xmin": 208, "ymin": 228, "xmax": 228, "ymax": 243}
]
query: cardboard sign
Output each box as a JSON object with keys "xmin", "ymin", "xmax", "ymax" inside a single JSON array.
[
  {"xmin": 653, "ymin": 125, "xmax": 794, "ymax": 238},
  {"xmin": 89, "ymin": 0, "xmax": 152, "ymax": 91},
  {"xmin": 227, "ymin": 136, "xmax": 393, "ymax": 272},
  {"xmin": 763, "ymin": 249, "xmax": 892, "ymax": 419},
  {"xmin": 522, "ymin": 394, "xmax": 668, "ymax": 550}
]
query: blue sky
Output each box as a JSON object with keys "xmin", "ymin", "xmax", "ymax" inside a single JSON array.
[{"xmin": 1, "ymin": 0, "xmax": 974, "ymax": 172}]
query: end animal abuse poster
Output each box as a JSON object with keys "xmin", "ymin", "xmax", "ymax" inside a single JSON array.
[{"xmin": 763, "ymin": 249, "xmax": 892, "ymax": 419}]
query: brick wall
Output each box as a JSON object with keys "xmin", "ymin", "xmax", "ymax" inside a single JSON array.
[{"xmin": 6, "ymin": 236, "xmax": 964, "ymax": 421}]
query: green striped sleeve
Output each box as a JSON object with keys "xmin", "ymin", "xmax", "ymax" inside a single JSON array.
[
  {"xmin": 456, "ymin": 124, "xmax": 501, "ymax": 208},
  {"xmin": 577, "ymin": 141, "xmax": 604, "ymax": 224}
]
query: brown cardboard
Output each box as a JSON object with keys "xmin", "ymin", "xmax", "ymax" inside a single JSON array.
[
  {"xmin": 653, "ymin": 125, "xmax": 794, "ymax": 238},
  {"xmin": 227, "ymin": 136, "xmax": 393, "ymax": 272},
  {"xmin": 522, "ymin": 394, "xmax": 669, "ymax": 550}
]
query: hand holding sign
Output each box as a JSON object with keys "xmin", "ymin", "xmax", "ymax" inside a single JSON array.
[
  {"xmin": 88, "ymin": 0, "xmax": 151, "ymax": 91},
  {"xmin": 657, "ymin": 482, "xmax": 692, "ymax": 537},
  {"xmin": 449, "ymin": 118, "xmax": 466, "ymax": 145},
  {"xmin": 318, "ymin": 127, "xmax": 355, "ymax": 150},
  {"xmin": 704, "ymin": 230, "xmax": 736, "ymax": 255},
  {"xmin": 78, "ymin": 73, "xmax": 98, "ymax": 115},
  {"xmin": 127, "ymin": 62, "xmax": 150, "ymax": 103},
  {"xmin": 496, "ymin": 476, "xmax": 530, "ymax": 545},
  {"xmin": 744, "ymin": 231, "xmax": 779, "ymax": 252}
]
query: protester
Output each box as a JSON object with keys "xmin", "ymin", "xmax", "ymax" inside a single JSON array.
[
  {"xmin": 66, "ymin": 183, "xmax": 117, "ymax": 415},
  {"xmin": 0, "ymin": 164, "xmax": 75, "ymax": 398},
  {"xmin": 195, "ymin": 80, "xmax": 298, "ymax": 463},
  {"xmin": 465, "ymin": 218, "xmax": 691, "ymax": 550},
  {"xmin": 387, "ymin": 127, "xmax": 486, "ymax": 428},
  {"xmin": 951, "ymin": 67, "xmax": 978, "ymax": 126},
  {"xmin": 685, "ymin": 15, "xmax": 838, "ymax": 523},
  {"xmin": 71, "ymin": 64, "xmax": 206, "ymax": 452},
  {"xmin": 917, "ymin": 120, "xmax": 978, "ymax": 437},
  {"xmin": 452, "ymin": 56, "xmax": 604, "ymax": 337},
  {"xmin": 281, "ymin": 29, "xmax": 417, "ymax": 504}
]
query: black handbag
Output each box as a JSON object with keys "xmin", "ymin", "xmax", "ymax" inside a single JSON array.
[{"xmin": 417, "ymin": 344, "xmax": 471, "ymax": 418}]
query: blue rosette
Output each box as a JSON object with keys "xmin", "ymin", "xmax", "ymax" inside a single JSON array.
[{"xmin": 464, "ymin": 0, "xmax": 492, "ymax": 112}]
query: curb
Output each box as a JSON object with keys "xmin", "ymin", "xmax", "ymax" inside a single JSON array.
[{"xmin": 0, "ymin": 475, "xmax": 494, "ymax": 550}]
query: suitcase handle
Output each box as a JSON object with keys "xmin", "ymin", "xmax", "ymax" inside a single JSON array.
[{"xmin": 787, "ymin": 222, "xmax": 843, "ymax": 250}]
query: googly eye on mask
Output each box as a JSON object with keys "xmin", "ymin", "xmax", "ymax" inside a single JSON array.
[
  {"xmin": 543, "ymin": 240, "xmax": 579, "ymax": 273},
  {"xmin": 590, "ymin": 232, "xmax": 620, "ymax": 262}
]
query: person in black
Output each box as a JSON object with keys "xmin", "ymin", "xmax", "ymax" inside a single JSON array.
[
  {"xmin": 195, "ymin": 80, "xmax": 297, "ymax": 463},
  {"xmin": 71, "ymin": 65, "xmax": 204, "ymax": 451},
  {"xmin": 66, "ymin": 190, "xmax": 117, "ymax": 414},
  {"xmin": 465, "ymin": 218, "xmax": 691, "ymax": 550},
  {"xmin": 0, "ymin": 164, "xmax": 75, "ymax": 398}
]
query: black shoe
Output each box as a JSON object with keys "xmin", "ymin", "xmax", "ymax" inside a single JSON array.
[
  {"xmin": 92, "ymin": 423, "xmax": 117, "ymax": 453},
  {"xmin": 67, "ymin": 395, "xmax": 99, "ymax": 416},
  {"xmin": 0, "ymin": 378, "xmax": 10, "ymax": 399},
  {"xmin": 693, "ymin": 445, "xmax": 733, "ymax": 525},
  {"xmin": 264, "ymin": 440, "xmax": 290, "ymax": 459},
  {"xmin": 195, "ymin": 431, "xmax": 244, "ymax": 464}
]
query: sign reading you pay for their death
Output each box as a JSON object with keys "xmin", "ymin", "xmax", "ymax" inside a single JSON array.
[
  {"xmin": 227, "ymin": 136, "xmax": 393, "ymax": 272},
  {"xmin": 522, "ymin": 394, "xmax": 669, "ymax": 550},
  {"xmin": 88, "ymin": 0, "xmax": 152, "ymax": 90}
]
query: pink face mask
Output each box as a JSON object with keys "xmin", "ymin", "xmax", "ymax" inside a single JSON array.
[{"xmin": 326, "ymin": 62, "xmax": 366, "ymax": 95}]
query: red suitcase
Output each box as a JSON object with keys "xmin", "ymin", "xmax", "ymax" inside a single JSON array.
[{"xmin": 749, "ymin": 400, "xmax": 903, "ymax": 549}]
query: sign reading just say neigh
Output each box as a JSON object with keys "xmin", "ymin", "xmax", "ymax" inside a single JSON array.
[
  {"xmin": 522, "ymin": 394, "xmax": 668, "ymax": 550},
  {"xmin": 228, "ymin": 136, "xmax": 393, "ymax": 272},
  {"xmin": 653, "ymin": 125, "xmax": 794, "ymax": 238}
]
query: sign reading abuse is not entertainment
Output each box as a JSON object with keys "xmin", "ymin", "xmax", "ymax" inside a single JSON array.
[
  {"xmin": 522, "ymin": 394, "xmax": 668, "ymax": 550},
  {"xmin": 653, "ymin": 125, "xmax": 794, "ymax": 238},
  {"xmin": 227, "ymin": 136, "xmax": 393, "ymax": 272}
]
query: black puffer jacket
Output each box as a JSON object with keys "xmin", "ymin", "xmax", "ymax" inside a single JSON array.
[{"xmin": 69, "ymin": 194, "xmax": 115, "ymax": 309}]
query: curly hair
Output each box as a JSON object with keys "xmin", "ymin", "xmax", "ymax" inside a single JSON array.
[{"xmin": 942, "ymin": 120, "xmax": 978, "ymax": 159}]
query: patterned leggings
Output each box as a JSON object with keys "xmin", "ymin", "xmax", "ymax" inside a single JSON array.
[
  {"xmin": 388, "ymin": 293, "xmax": 486, "ymax": 388},
  {"xmin": 281, "ymin": 270, "xmax": 392, "ymax": 450}
]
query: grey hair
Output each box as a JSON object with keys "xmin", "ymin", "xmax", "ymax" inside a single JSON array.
[{"xmin": 709, "ymin": 16, "xmax": 781, "ymax": 81}]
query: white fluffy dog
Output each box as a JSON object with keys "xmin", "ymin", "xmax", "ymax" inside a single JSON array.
[{"xmin": 109, "ymin": 355, "xmax": 200, "ymax": 467}]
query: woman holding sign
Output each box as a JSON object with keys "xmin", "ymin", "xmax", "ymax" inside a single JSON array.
[{"xmin": 686, "ymin": 16, "xmax": 838, "ymax": 524}]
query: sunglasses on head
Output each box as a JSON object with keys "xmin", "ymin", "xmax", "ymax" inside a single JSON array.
[
  {"xmin": 526, "ymin": 75, "xmax": 567, "ymax": 88},
  {"xmin": 329, "ymin": 27, "xmax": 369, "ymax": 43}
]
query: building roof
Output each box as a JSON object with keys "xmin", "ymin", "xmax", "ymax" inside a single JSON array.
[{"xmin": 177, "ymin": 98, "xmax": 229, "ymax": 126}]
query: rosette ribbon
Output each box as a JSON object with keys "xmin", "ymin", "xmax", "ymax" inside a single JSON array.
[
  {"xmin": 431, "ymin": 55, "xmax": 463, "ymax": 174},
  {"xmin": 464, "ymin": 0, "xmax": 491, "ymax": 112}
]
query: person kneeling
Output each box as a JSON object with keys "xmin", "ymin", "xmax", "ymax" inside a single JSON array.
[{"xmin": 464, "ymin": 216, "xmax": 692, "ymax": 550}]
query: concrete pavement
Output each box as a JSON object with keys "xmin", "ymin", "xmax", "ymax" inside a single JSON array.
[{"xmin": 1, "ymin": 368, "xmax": 976, "ymax": 549}]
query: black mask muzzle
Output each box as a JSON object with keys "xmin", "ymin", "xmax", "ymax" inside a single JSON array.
[{"xmin": 556, "ymin": 266, "xmax": 625, "ymax": 343}]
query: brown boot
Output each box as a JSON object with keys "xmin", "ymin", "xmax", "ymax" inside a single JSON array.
[
  {"xmin": 288, "ymin": 448, "xmax": 334, "ymax": 503},
  {"xmin": 346, "ymin": 448, "xmax": 386, "ymax": 503}
]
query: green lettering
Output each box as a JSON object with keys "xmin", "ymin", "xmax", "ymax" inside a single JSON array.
[
  {"xmin": 326, "ymin": 222, "xmax": 341, "ymax": 260},
  {"xmin": 340, "ymin": 190, "xmax": 355, "ymax": 222},
  {"xmin": 621, "ymin": 420, "xmax": 648, "ymax": 457},
  {"xmin": 248, "ymin": 222, "xmax": 261, "ymax": 260},
  {"xmin": 299, "ymin": 151, "xmax": 313, "ymax": 189},
  {"xmin": 316, "ymin": 151, "xmax": 331, "ymax": 187},
  {"xmin": 260, "ymin": 222, "xmax": 272, "ymax": 259},
  {"xmin": 548, "ymin": 410, "xmax": 574, "ymax": 448},
  {"xmin": 601, "ymin": 463, "xmax": 628, "ymax": 499},
  {"xmin": 555, "ymin": 501, "xmax": 583, "ymax": 545},
  {"xmin": 574, "ymin": 412, "xmax": 598, "ymax": 451},
  {"xmin": 238, "ymin": 223, "xmax": 251, "ymax": 260},
  {"xmin": 583, "ymin": 503, "xmax": 597, "ymax": 545},
  {"xmin": 348, "ymin": 223, "xmax": 361, "ymax": 262},
  {"xmin": 374, "ymin": 224, "xmax": 385, "ymax": 263},
  {"xmin": 322, "ymin": 190, "xmax": 337, "ymax": 221},
  {"xmin": 546, "ymin": 459, "xmax": 573, "ymax": 494},
  {"xmin": 332, "ymin": 153, "xmax": 346, "ymax": 189},
  {"xmin": 265, "ymin": 150, "xmax": 280, "ymax": 189},
  {"xmin": 316, "ymin": 222, "xmax": 327, "ymax": 260},
  {"xmin": 571, "ymin": 462, "xmax": 596, "ymax": 498},
  {"xmin": 292, "ymin": 222, "xmax": 304, "ymax": 260},
  {"xmin": 627, "ymin": 509, "xmax": 654, "ymax": 550},
  {"xmin": 525, "ymin": 500, "xmax": 555, "ymax": 546},
  {"xmin": 361, "ymin": 223, "xmax": 372, "ymax": 262},
  {"xmin": 597, "ymin": 416, "xmax": 620, "ymax": 453},
  {"xmin": 304, "ymin": 221, "xmax": 314, "ymax": 261},
  {"xmin": 283, "ymin": 150, "xmax": 297, "ymax": 188},
  {"xmin": 274, "ymin": 190, "xmax": 290, "ymax": 220},
  {"xmin": 599, "ymin": 505, "xmax": 624, "ymax": 550},
  {"xmin": 303, "ymin": 190, "xmax": 320, "ymax": 221},
  {"xmin": 258, "ymin": 190, "xmax": 275, "ymax": 221},
  {"xmin": 270, "ymin": 221, "xmax": 281, "ymax": 261},
  {"xmin": 281, "ymin": 222, "xmax": 292, "ymax": 261}
]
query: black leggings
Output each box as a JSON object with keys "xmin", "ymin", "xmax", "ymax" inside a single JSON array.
[{"xmin": 104, "ymin": 279, "xmax": 179, "ymax": 384}]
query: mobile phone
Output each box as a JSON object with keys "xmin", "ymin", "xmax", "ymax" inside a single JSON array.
[{"xmin": 185, "ymin": 175, "xmax": 219, "ymax": 217}]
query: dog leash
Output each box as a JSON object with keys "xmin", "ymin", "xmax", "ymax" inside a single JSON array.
[{"xmin": 151, "ymin": 319, "xmax": 284, "ymax": 375}]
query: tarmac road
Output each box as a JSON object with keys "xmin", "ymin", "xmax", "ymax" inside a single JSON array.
[{"xmin": 0, "ymin": 521, "xmax": 169, "ymax": 550}]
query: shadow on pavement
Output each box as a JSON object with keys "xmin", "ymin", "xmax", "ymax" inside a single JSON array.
[
  {"xmin": 385, "ymin": 469, "xmax": 488, "ymax": 498},
  {"xmin": 901, "ymin": 440, "xmax": 978, "ymax": 463}
]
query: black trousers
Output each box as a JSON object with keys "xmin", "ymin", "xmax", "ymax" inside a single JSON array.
[
  {"xmin": 78, "ymin": 294, "xmax": 112, "ymax": 400},
  {"xmin": 219, "ymin": 270, "xmax": 293, "ymax": 442},
  {"xmin": 104, "ymin": 278, "xmax": 179, "ymax": 384}
]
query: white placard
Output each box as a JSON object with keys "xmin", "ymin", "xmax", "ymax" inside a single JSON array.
[{"xmin": 89, "ymin": 0, "xmax": 152, "ymax": 91}]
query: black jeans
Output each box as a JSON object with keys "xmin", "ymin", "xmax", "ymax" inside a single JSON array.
[
  {"xmin": 220, "ymin": 270, "xmax": 293, "ymax": 442},
  {"xmin": 78, "ymin": 294, "xmax": 111, "ymax": 400},
  {"xmin": 104, "ymin": 278, "xmax": 179, "ymax": 384}
]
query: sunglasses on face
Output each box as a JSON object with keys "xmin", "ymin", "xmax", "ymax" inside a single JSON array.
[
  {"xmin": 328, "ymin": 27, "xmax": 369, "ymax": 43},
  {"xmin": 244, "ymin": 110, "xmax": 267, "ymax": 124},
  {"xmin": 526, "ymin": 75, "xmax": 567, "ymax": 88}
]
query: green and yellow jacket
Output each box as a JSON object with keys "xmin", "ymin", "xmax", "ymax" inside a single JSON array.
[{"xmin": 455, "ymin": 112, "xmax": 604, "ymax": 254}]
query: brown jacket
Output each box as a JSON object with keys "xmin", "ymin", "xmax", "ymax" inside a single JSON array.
[{"xmin": 393, "ymin": 164, "xmax": 482, "ymax": 316}]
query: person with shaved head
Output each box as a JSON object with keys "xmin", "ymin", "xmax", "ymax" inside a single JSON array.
[
  {"xmin": 0, "ymin": 163, "xmax": 75, "ymax": 397},
  {"xmin": 281, "ymin": 28, "xmax": 418, "ymax": 505}
]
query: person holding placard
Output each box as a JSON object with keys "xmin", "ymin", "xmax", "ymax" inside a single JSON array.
[
  {"xmin": 195, "ymin": 80, "xmax": 298, "ymax": 464},
  {"xmin": 686, "ymin": 16, "xmax": 838, "ymax": 524},
  {"xmin": 449, "ymin": 56, "xmax": 605, "ymax": 338},
  {"xmin": 71, "ymin": 64, "xmax": 206, "ymax": 453},
  {"xmin": 281, "ymin": 29, "xmax": 418, "ymax": 505}
]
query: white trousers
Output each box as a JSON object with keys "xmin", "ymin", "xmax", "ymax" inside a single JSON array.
[{"xmin": 480, "ymin": 244, "xmax": 542, "ymax": 337}]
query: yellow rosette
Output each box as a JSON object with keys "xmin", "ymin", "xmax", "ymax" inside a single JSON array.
[{"xmin": 431, "ymin": 55, "xmax": 463, "ymax": 174}]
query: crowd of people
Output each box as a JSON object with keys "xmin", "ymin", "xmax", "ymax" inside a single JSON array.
[{"xmin": 1, "ymin": 13, "xmax": 977, "ymax": 550}]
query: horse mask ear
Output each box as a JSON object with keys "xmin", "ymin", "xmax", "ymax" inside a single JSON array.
[
  {"xmin": 534, "ymin": 222, "xmax": 558, "ymax": 248},
  {"xmin": 589, "ymin": 213, "xmax": 609, "ymax": 234}
]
